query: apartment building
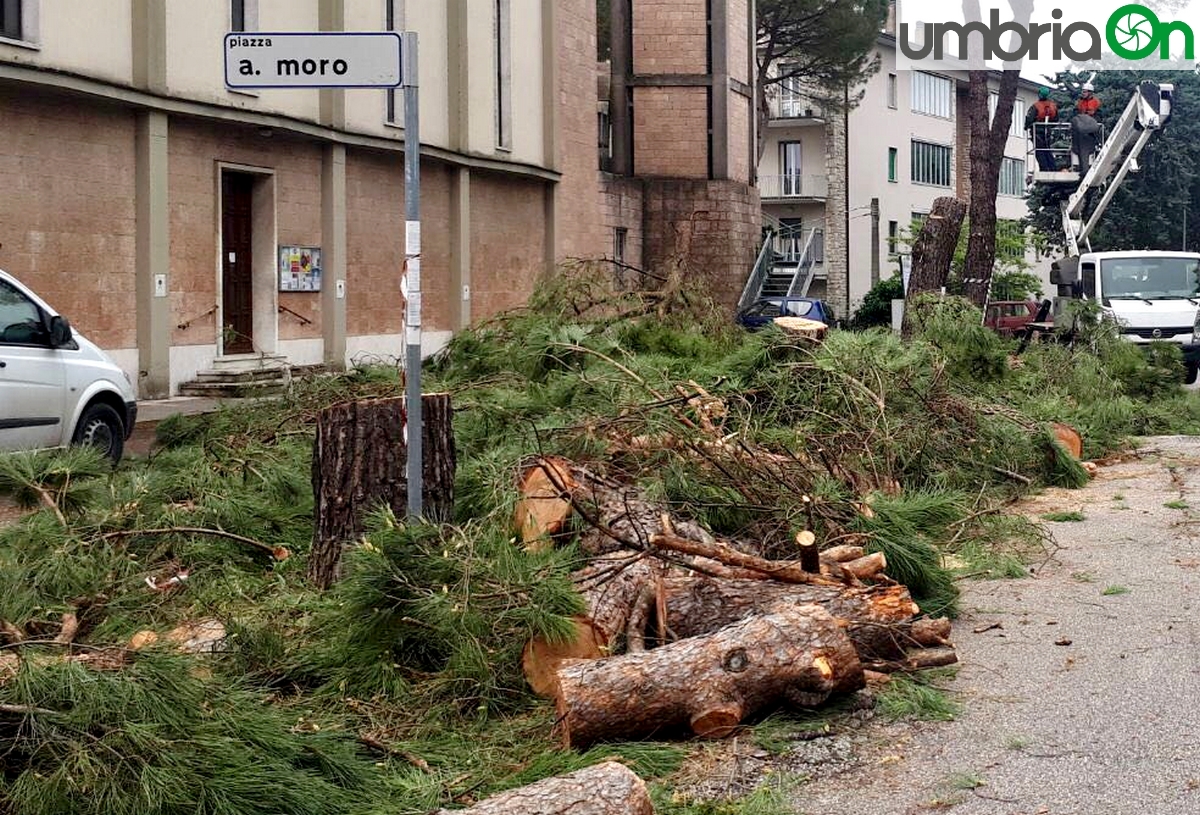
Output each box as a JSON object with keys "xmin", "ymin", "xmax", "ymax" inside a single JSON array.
[{"xmin": 759, "ymin": 36, "xmax": 1048, "ymax": 319}]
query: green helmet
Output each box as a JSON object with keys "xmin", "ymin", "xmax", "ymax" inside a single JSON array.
[{"xmin": 1038, "ymin": 87, "xmax": 1051, "ymax": 100}]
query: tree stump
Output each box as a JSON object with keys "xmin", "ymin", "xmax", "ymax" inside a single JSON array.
[
  {"xmin": 437, "ymin": 761, "xmax": 652, "ymax": 815},
  {"xmin": 902, "ymin": 196, "xmax": 967, "ymax": 337},
  {"xmin": 555, "ymin": 604, "xmax": 863, "ymax": 748},
  {"xmin": 308, "ymin": 394, "xmax": 455, "ymax": 588}
]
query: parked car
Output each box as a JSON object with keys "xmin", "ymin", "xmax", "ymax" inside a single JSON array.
[
  {"xmin": 0, "ymin": 269, "xmax": 137, "ymax": 463},
  {"xmin": 738, "ymin": 297, "xmax": 833, "ymax": 330},
  {"xmin": 984, "ymin": 300, "xmax": 1039, "ymax": 337}
]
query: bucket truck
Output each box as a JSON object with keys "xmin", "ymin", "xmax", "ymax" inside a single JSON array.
[{"xmin": 1030, "ymin": 81, "xmax": 1200, "ymax": 381}]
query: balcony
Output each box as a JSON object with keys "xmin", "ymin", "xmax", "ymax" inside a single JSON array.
[
  {"xmin": 768, "ymin": 94, "xmax": 826, "ymax": 124},
  {"xmin": 758, "ymin": 173, "xmax": 828, "ymax": 201}
]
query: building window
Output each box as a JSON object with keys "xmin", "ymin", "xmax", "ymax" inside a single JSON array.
[
  {"xmin": 888, "ymin": 147, "xmax": 898, "ymax": 183},
  {"xmin": 989, "ymin": 93, "xmax": 1026, "ymax": 138},
  {"xmin": 230, "ymin": 0, "xmax": 256, "ymax": 33},
  {"xmin": 614, "ymin": 228, "xmax": 628, "ymax": 264},
  {"xmin": 0, "ymin": 0, "xmax": 21, "ymax": 40},
  {"xmin": 494, "ymin": 0, "xmax": 512, "ymax": 150},
  {"xmin": 998, "ymin": 156, "xmax": 1026, "ymax": 197},
  {"xmin": 911, "ymin": 140, "xmax": 951, "ymax": 187},
  {"xmin": 912, "ymin": 71, "xmax": 952, "ymax": 119},
  {"xmin": 780, "ymin": 141, "xmax": 802, "ymax": 196},
  {"xmin": 385, "ymin": 0, "xmax": 405, "ymax": 125},
  {"xmin": 887, "ymin": 220, "xmax": 899, "ymax": 256},
  {"xmin": 887, "ymin": 73, "xmax": 897, "ymax": 109}
]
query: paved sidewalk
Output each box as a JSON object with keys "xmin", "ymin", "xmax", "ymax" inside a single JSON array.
[{"xmin": 790, "ymin": 437, "xmax": 1200, "ymax": 815}]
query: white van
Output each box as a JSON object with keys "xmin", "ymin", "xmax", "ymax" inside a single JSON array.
[{"xmin": 0, "ymin": 269, "xmax": 138, "ymax": 463}]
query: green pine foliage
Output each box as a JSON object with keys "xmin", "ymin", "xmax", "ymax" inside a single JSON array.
[{"xmin": 3, "ymin": 268, "xmax": 1199, "ymax": 813}]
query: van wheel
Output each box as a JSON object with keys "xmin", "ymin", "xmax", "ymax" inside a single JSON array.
[{"xmin": 72, "ymin": 403, "xmax": 125, "ymax": 464}]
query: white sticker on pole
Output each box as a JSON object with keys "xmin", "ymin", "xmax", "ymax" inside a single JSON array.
[
  {"xmin": 406, "ymin": 291, "xmax": 422, "ymax": 326},
  {"xmin": 406, "ymin": 221, "xmax": 421, "ymax": 254},
  {"xmin": 406, "ymin": 257, "xmax": 421, "ymax": 293}
]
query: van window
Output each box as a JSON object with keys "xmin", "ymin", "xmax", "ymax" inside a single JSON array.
[
  {"xmin": 0, "ymin": 280, "xmax": 47, "ymax": 345},
  {"xmin": 1081, "ymin": 262, "xmax": 1096, "ymax": 299}
]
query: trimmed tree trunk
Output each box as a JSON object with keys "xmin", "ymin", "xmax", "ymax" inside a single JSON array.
[
  {"xmin": 659, "ymin": 576, "xmax": 949, "ymax": 663},
  {"xmin": 513, "ymin": 457, "xmax": 576, "ymax": 551},
  {"xmin": 437, "ymin": 761, "xmax": 652, "ymax": 815},
  {"xmin": 308, "ymin": 394, "xmax": 455, "ymax": 589},
  {"xmin": 902, "ymin": 196, "xmax": 967, "ymax": 337},
  {"xmin": 555, "ymin": 604, "xmax": 863, "ymax": 748},
  {"xmin": 964, "ymin": 69, "xmax": 1021, "ymax": 307},
  {"xmin": 523, "ymin": 551, "xmax": 669, "ymax": 696}
]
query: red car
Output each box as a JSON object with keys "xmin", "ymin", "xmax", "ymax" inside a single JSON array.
[{"xmin": 984, "ymin": 300, "xmax": 1039, "ymax": 337}]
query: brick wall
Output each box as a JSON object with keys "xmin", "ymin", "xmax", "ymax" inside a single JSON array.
[
  {"xmin": 469, "ymin": 171, "xmax": 548, "ymax": 318},
  {"xmin": 633, "ymin": 87, "xmax": 709, "ymax": 178},
  {"xmin": 727, "ymin": 0, "xmax": 751, "ymax": 85},
  {"xmin": 632, "ymin": 0, "xmax": 708, "ymax": 74},
  {"xmin": 555, "ymin": 0, "xmax": 608, "ymax": 261},
  {"xmin": 600, "ymin": 176, "xmax": 644, "ymax": 279},
  {"xmin": 727, "ymin": 91, "xmax": 753, "ymax": 185},
  {"xmin": 0, "ymin": 87, "xmax": 137, "ymax": 350},
  {"xmin": 167, "ymin": 120, "xmax": 325, "ymax": 347},
  {"xmin": 642, "ymin": 179, "xmax": 761, "ymax": 307},
  {"xmin": 343, "ymin": 151, "xmax": 452, "ymax": 341}
]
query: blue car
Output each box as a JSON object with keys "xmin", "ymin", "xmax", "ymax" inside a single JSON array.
[{"xmin": 737, "ymin": 297, "xmax": 833, "ymax": 330}]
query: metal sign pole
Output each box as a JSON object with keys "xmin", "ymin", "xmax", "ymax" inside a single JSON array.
[{"xmin": 402, "ymin": 32, "xmax": 423, "ymax": 519}]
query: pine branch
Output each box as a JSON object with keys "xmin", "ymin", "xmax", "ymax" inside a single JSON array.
[{"xmin": 97, "ymin": 526, "xmax": 290, "ymax": 560}]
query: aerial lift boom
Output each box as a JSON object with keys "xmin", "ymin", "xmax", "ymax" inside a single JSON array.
[{"xmin": 1058, "ymin": 81, "xmax": 1174, "ymax": 256}]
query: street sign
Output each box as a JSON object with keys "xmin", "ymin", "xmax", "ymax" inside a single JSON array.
[{"xmin": 224, "ymin": 32, "xmax": 402, "ymax": 89}]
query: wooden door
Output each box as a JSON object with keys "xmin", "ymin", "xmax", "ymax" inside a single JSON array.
[{"xmin": 221, "ymin": 172, "xmax": 255, "ymax": 354}]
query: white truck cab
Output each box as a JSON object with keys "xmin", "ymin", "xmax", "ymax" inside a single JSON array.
[
  {"xmin": 0, "ymin": 269, "xmax": 137, "ymax": 463},
  {"xmin": 1072, "ymin": 251, "xmax": 1200, "ymax": 344}
]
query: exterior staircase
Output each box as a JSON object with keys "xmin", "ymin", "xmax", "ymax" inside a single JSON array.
[
  {"xmin": 738, "ymin": 222, "xmax": 825, "ymax": 310},
  {"xmin": 178, "ymin": 355, "xmax": 293, "ymax": 398}
]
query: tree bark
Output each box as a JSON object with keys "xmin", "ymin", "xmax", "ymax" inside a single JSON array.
[
  {"xmin": 658, "ymin": 576, "xmax": 949, "ymax": 663},
  {"xmin": 437, "ymin": 761, "xmax": 653, "ymax": 815},
  {"xmin": 902, "ymin": 196, "xmax": 967, "ymax": 337},
  {"xmin": 308, "ymin": 394, "xmax": 455, "ymax": 588},
  {"xmin": 555, "ymin": 604, "xmax": 863, "ymax": 748},
  {"xmin": 523, "ymin": 552, "xmax": 670, "ymax": 696},
  {"xmin": 964, "ymin": 69, "xmax": 1021, "ymax": 306}
]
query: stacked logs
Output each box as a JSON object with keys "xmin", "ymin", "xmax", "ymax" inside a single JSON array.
[{"xmin": 514, "ymin": 457, "xmax": 956, "ymax": 750}]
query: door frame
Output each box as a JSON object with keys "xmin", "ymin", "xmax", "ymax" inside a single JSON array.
[{"xmin": 214, "ymin": 162, "xmax": 277, "ymax": 358}]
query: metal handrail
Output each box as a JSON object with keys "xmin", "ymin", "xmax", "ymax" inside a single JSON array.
[
  {"xmin": 739, "ymin": 232, "xmax": 775, "ymax": 311},
  {"xmin": 786, "ymin": 229, "xmax": 822, "ymax": 297},
  {"xmin": 176, "ymin": 304, "xmax": 217, "ymax": 332}
]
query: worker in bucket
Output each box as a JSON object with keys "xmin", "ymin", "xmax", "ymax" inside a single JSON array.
[
  {"xmin": 1025, "ymin": 87, "xmax": 1059, "ymax": 171},
  {"xmin": 1076, "ymin": 82, "xmax": 1101, "ymax": 116}
]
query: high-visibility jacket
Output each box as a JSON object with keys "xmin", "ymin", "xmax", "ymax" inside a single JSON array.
[
  {"xmin": 1031, "ymin": 99, "xmax": 1058, "ymax": 122},
  {"xmin": 1077, "ymin": 96, "xmax": 1100, "ymax": 116}
]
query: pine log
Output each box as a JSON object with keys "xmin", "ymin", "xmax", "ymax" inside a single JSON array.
[
  {"xmin": 649, "ymin": 533, "xmax": 840, "ymax": 587},
  {"xmin": 514, "ymin": 457, "xmax": 576, "ymax": 551},
  {"xmin": 1052, "ymin": 422, "xmax": 1084, "ymax": 459},
  {"xmin": 842, "ymin": 552, "xmax": 888, "ymax": 580},
  {"xmin": 555, "ymin": 604, "xmax": 863, "ymax": 748},
  {"xmin": 437, "ymin": 761, "xmax": 652, "ymax": 815},
  {"xmin": 659, "ymin": 576, "xmax": 945, "ymax": 662},
  {"xmin": 309, "ymin": 394, "xmax": 455, "ymax": 588},
  {"xmin": 821, "ymin": 544, "xmax": 866, "ymax": 563},
  {"xmin": 796, "ymin": 530, "xmax": 819, "ymax": 572},
  {"xmin": 522, "ymin": 552, "xmax": 669, "ymax": 696}
]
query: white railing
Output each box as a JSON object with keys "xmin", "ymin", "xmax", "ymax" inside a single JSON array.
[
  {"xmin": 772, "ymin": 95, "xmax": 824, "ymax": 120},
  {"xmin": 759, "ymin": 174, "xmax": 829, "ymax": 199}
]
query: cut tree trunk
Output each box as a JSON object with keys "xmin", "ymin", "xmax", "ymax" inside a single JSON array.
[
  {"xmin": 437, "ymin": 761, "xmax": 652, "ymax": 815},
  {"xmin": 522, "ymin": 551, "xmax": 670, "ymax": 696},
  {"xmin": 514, "ymin": 457, "xmax": 576, "ymax": 551},
  {"xmin": 555, "ymin": 604, "xmax": 863, "ymax": 748},
  {"xmin": 309, "ymin": 394, "xmax": 455, "ymax": 589},
  {"xmin": 902, "ymin": 196, "xmax": 967, "ymax": 338},
  {"xmin": 659, "ymin": 576, "xmax": 947, "ymax": 662},
  {"xmin": 773, "ymin": 316, "xmax": 828, "ymax": 341}
]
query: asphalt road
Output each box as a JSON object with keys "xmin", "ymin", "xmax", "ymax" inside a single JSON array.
[{"xmin": 790, "ymin": 437, "xmax": 1200, "ymax": 814}]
